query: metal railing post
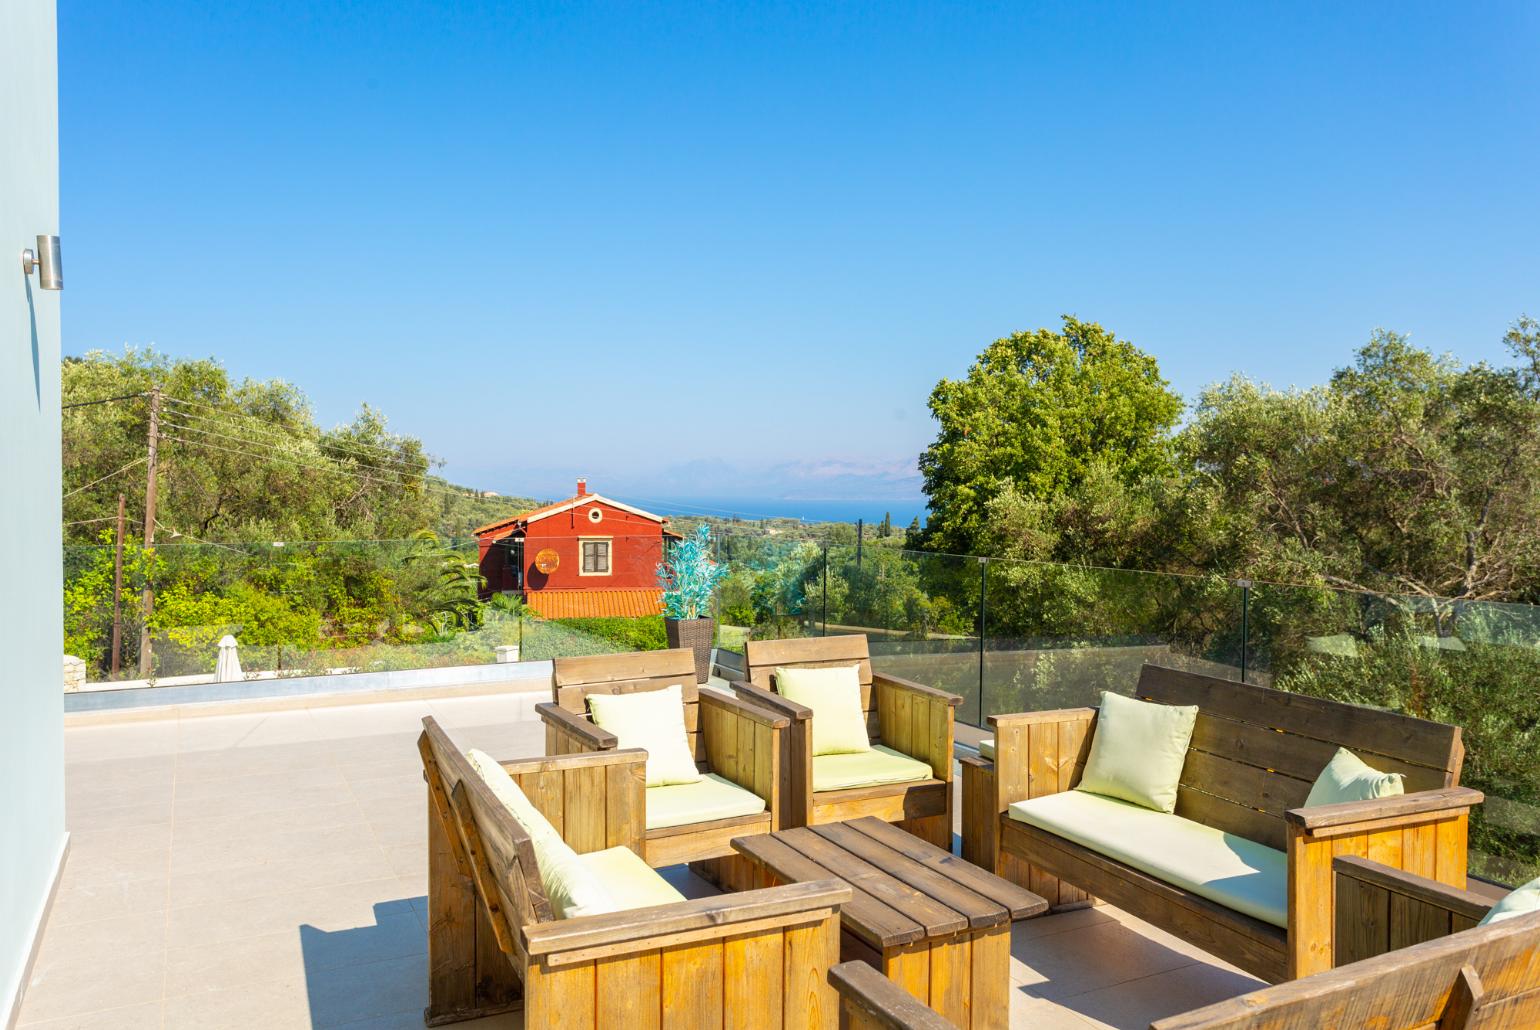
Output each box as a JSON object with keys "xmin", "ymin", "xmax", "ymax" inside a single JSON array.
[
  {"xmin": 976, "ymin": 556, "xmax": 988, "ymax": 727},
  {"xmin": 1238, "ymin": 578, "xmax": 1252, "ymax": 683},
  {"xmin": 821, "ymin": 546, "xmax": 829, "ymax": 636}
]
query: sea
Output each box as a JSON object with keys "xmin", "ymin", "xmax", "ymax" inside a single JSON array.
[{"xmin": 626, "ymin": 496, "xmax": 928, "ymax": 528}]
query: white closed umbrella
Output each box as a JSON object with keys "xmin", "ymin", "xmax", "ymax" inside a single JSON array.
[{"xmin": 215, "ymin": 634, "xmax": 243, "ymax": 682}]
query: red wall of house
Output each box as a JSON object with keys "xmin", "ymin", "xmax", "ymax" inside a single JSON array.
[
  {"xmin": 478, "ymin": 531, "xmax": 518, "ymax": 595},
  {"xmin": 522, "ymin": 502, "xmax": 665, "ymax": 592},
  {"xmin": 477, "ymin": 500, "xmax": 668, "ymax": 597}
]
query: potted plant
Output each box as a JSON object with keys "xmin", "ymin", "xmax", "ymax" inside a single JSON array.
[{"xmin": 657, "ymin": 524, "xmax": 728, "ymax": 683}]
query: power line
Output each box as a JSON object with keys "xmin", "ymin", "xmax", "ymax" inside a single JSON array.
[
  {"xmin": 159, "ymin": 418, "xmax": 431, "ymax": 480},
  {"xmin": 160, "ymin": 395, "xmax": 435, "ymax": 467},
  {"xmin": 159, "ymin": 407, "xmax": 433, "ymax": 472},
  {"xmin": 61, "ymin": 391, "xmax": 147, "ymax": 410},
  {"xmin": 158, "ymin": 431, "xmax": 527, "ymax": 511},
  {"xmin": 63, "ymin": 456, "xmax": 148, "ymax": 498}
]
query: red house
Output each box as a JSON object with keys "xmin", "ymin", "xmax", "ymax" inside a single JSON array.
[{"xmin": 473, "ymin": 479, "xmax": 681, "ymax": 619}]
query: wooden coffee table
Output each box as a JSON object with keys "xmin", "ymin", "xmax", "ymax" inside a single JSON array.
[{"xmin": 732, "ymin": 816, "xmax": 1046, "ymax": 1029}]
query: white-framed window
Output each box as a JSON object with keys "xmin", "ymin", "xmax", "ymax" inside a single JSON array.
[
  {"xmin": 587, "ymin": 507, "xmax": 603, "ymax": 524},
  {"xmin": 579, "ymin": 537, "xmax": 612, "ymax": 575}
]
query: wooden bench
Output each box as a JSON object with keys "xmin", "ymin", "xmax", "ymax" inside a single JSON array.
[
  {"xmin": 1153, "ymin": 868, "xmax": 1540, "ymax": 1028},
  {"xmin": 418, "ymin": 716, "xmax": 851, "ymax": 1027},
  {"xmin": 959, "ymin": 663, "xmax": 1483, "ymax": 982},
  {"xmin": 731, "ymin": 634, "xmax": 961, "ymax": 849},
  {"xmin": 830, "ymin": 961, "xmax": 959, "ymax": 1030},
  {"xmin": 536, "ymin": 647, "xmax": 786, "ymax": 885}
]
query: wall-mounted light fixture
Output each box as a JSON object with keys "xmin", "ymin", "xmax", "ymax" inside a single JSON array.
[{"xmin": 21, "ymin": 235, "xmax": 62, "ymax": 290}]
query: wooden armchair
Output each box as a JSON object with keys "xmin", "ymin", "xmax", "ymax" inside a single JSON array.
[
  {"xmin": 1153, "ymin": 862, "xmax": 1540, "ymax": 1027},
  {"xmin": 536, "ymin": 647, "xmax": 786, "ymax": 886},
  {"xmin": 960, "ymin": 664, "xmax": 1483, "ymax": 982},
  {"xmin": 418, "ymin": 716, "xmax": 850, "ymax": 1027},
  {"xmin": 730, "ymin": 635, "xmax": 961, "ymax": 849}
]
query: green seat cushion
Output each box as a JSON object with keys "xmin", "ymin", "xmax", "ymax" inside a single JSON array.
[
  {"xmin": 645, "ymin": 773, "xmax": 767, "ymax": 831},
  {"xmin": 576, "ymin": 845, "xmax": 686, "ymax": 912},
  {"xmin": 1076, "ymin": 691, "xmax": 1197, "ymax": 814},
  {"xmin": 813, "ymin": 745, "xmax": 932, "ymax": 792},
  {"xmin": 977, "ymin": 738, "xmax": 995, "ymax": 760},
  {"xmin": 775, "ymin": 664, "xmax": 872, "ymax": 755},
  {"xmin": 465, "ymin": 748, "xmax": 614, "ymax": 918},
  {"xmin": 1477, "ymin": 875, "xmax": 1540, "ymax": 927},
  {"xmin": 1009, "ymin": 789, "xmax": 1287, "ymax": 929},
  {"xmin": 1305, "ymin": 748, "xmax": 1405, "ymax": 807},
  {"xmin": 586, "ymin": 684, "xmax": 702, "ymax": 787}
]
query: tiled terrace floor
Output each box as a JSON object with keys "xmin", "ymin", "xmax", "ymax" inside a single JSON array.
[{"xmin": 20, "ymin": 687, "xmax": 1265, "ymax": 1029}]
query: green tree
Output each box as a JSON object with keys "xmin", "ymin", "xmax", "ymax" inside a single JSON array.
[
  {"xmin": 1181, "ymin": 323, "xmax": 1540, "ymax": 602},
  {"xmin": 918, "ymin": 316, "xmax": 1183, "ymax": 557}
]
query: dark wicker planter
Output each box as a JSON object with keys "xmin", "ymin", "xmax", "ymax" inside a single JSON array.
[{"xmin": 664, "ymin": 617, "xmax": 715, "ymax": 684}]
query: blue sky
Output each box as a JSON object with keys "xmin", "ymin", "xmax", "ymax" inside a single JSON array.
[{"xmin": 60, "ymin": 1, "xmax": 1539, "ymax": 505}]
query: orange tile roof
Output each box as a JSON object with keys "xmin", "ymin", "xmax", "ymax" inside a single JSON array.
[{"xmin": 524, "ymin": 588, "xmax": 663, "ymax": 620}]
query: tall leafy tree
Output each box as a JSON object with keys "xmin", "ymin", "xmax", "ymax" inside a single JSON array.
[
  {"xmin": 917, "ymin": 316, "xmax": 1183, "ymax": 557},
  {"xmin": 1181, "ymin": 322, "xmax": 1540, "ymax": 602}
]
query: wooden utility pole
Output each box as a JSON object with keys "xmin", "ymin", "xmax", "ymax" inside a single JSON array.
[
  {"xmin": 111, "ymin": 492, "xmax": 126, "ymax": 677},
  {"xmin": 137, "ymin": 387, "xmax": 161, "ymax": 676}
]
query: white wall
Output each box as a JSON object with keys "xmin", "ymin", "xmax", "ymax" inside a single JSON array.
[{"xmin": 0, "ymin": 0, "xmax": 65, "ymax": 1021}]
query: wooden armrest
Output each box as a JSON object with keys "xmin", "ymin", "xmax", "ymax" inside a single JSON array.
[
  {"xmin": 1334, "ymin": 856, "xmax": 1494, "ymax": 923},
  {"xmin": 535, "ymin": 701, "xmax": 617, "ymax": 749},
  {"xmin": 986, "ymin": 707, "xmax": 1097, "ymax": 807},
  {"xmin": 522, "ymin": 879, "xmax": 851, "ymax": 964},
  {"xmin": 829, "ymin": 960, "xmax": 957, "ymax": 1029},
  {"xmin": 989, "ymin": 707, "xmax": 1097, "ymax": 728},
  {"xmin": 1286, "ymin": 786, "xmax": 1484, "ymax": 833},
  {"xmin": 699, "ymin": 686, "xmax": 790, "ymax": 730},
  {"xmin": 871, "ymin": 672, "xmax": 962, "ymax": 707},
  {"xmin": 730, "ymin": 679, "xmax": 811, "ymax": 721},
  {"xmin": 497, "ymin": 747, "xmax": 646, "ymax": 777}
]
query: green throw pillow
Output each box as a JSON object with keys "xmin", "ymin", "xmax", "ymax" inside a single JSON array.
[
  {"xmin": 1304, "ymin": 748, "xmax": 1405, "ymax": 807},
  {"xmin": 774, "ymin": 664, "xmax": 872, "ymax": 756},
  {"xmin": 586, "ymin": 684, "xmax": 703, "ymax": 787},
  {"xmin": 1477, "ymin": 875, "xmax": 1540, "ymax": 926},
  {"xmin": 1074, "ymin": 691, "xmax": 1197, "ymax": 814}
]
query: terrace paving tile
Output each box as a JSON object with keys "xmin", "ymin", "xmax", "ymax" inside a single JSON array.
[
  {"xmin": 1010, "ymin": 912, "xmax": 1213, "ymax": 1000},
  {"xmin": 48, "ymin": 872, "xmax": 169, "ymax": 926},
  {"xmin": 17, "ymin": 1000, "xmax": 165, "ymax": 1029},
  {"xmin": 1062, "ymin": 962, "xmax": 1266, "ymax": 1029}
]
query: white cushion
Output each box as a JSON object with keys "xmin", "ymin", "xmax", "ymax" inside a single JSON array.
[
  {"xmin": 586, "ymin": 684, "xmax": 702, "ymax": 787},
  {"xmin": 577, "ymin": 845, "xmax": 687, "ymax": 911},
  {"xmin": 1076, "ymin": 691, "xmax": 1197, "ymax": 814},
  {"xmin": 465, "ymin": 748, "xmax": 613, "ymax": 918},
  {"xmin": 1478, "ymin": 875, "xmax": 1540, "ymax": 927},
  {"xmin": 466, "ymin": 749, "xmax": 560, "ymax": 842},
  {"xmin": 1305, "ymin": 748, "xmax": 1405, "ymax": 807},
  {"xmin": 775, "ymin": 664, "xmax": 871, "ymax": 755},
  {"xmin": 977, "ymin": 738, "xmax": 996, "ymax": 760},
  {"xmin": 1009, "ymin": 790, "xmax": 1287, "ymax": 928},
  {"xmin": 645, "ymin": 773, "xmax": 767, "ymax": 830},
  {"xmin": 813, "ymin": 745, "xmax": 932, "ymax": 792}
]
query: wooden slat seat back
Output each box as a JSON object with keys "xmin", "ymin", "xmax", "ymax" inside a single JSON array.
[
  {"xmin": 541, "ymin": 647, "xmax": 790, "ymax": 879},
  {"xmin": 1152, "ymin": 909, "xmax": 1540, "ymax": 1029},
  {"xmin": 746, "ymin": 634, "xmax": 879, "ymax": 741},
  {"xmin": 551, "ymin": 647, "xmax": 705, "ymax": 764},
  {"xmin": 418, "ymin": 716, "xmax": 853, "ymax": 1028},
  {"xmin": 737, "ymin": 634, "xmax": 960, "ymax": 849},
  {"xmin": 1135, "ymin": 664, "xmax": 1465, "ymax": 851}
]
